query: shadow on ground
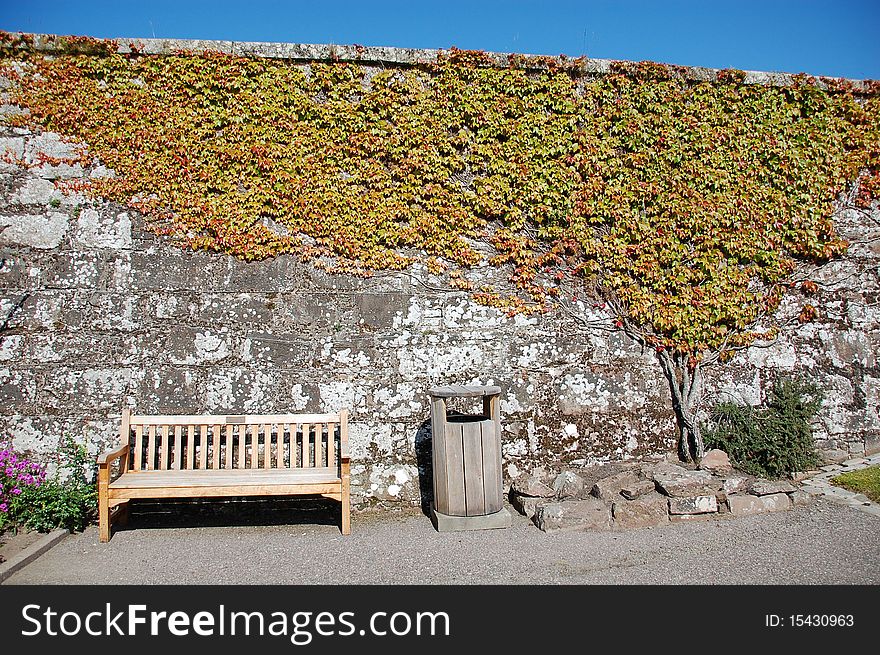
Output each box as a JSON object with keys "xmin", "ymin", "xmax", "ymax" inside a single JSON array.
[{"xmin": 117, "ymin": 496, "xmax": 341, "ymax": 532}]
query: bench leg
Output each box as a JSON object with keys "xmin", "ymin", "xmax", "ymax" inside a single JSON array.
[
  {"xmin": 341, "ymin": 477, "xmax": 351, "ymax": 536},
  {"xmin": 98, "ymin": 471, "xmax": 110, "ymax": 543}
]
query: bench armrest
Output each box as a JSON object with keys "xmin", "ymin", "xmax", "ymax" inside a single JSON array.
[{"xmin": 98, "ymin": 443, "xmax": 129, "ymax": 466}]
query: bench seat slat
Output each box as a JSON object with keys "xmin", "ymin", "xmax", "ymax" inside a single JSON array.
[
  {"xmin": 108, "ymin": 483, "xmax": 342, "ymax": 500},
  {"xmin": 109, "ymin": 467, "xmax": 340, "ymax": 489}
]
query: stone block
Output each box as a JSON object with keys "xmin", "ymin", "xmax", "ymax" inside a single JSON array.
[
  {"xmin": 136, "ymin": 368, "xmax": 207, "ymax": 413},
  {"xmin": 0, "ymin": 136, "xmax": 25, "ymax": 164},
  {"xmin": 12, "ymin": 178, "xmax": 70, "ymax": 206},
  {"xmin": 71, "ymin": 209, "xmax": 132, "ymax": 250},
  {"xmin": 353, "ymin": 293, "xmax": 412, "ymax": 331},
  {"xmin": 790, "ymin": 471, "xmax": 820, "ymax": 482},
  {"xmin": 220, "ymin": 255, "xmax": 304, "ymax": 293},
  {"xmin": 552, "ymin": 471, "xmax": 585, "ymax": 499},
  {"xmin": 533, "ymin": 499, "xmax": 612, "ymax": 533},
  {"xmin": 197, "ymin": 293, "xmax": 274, "ymax": 326},
  {"xmin": 242, "ymin": 332, "xmax": 316, "ymax": 365},
  {"xmin": 0, "ymin": 367, "xmax": 38, "ymax": 412},
  {"xmin": 722, "ymin": 475, "xmax": 751, "ymax": 494},
  {"xmin": 865, "ymin": 433, "xmax": 880, "ymax": 456},
  {"xmin": 24, "ymin": 132, "xmax": 80, "ymax": 163},
  {"xmin": 653, "ymin": 466, "xmax": 719, "ymax": 497},
  {"xmin": 820, "ymin": 449, "xmax": 850, "ymax": 464},
  {"xmin": 269, "ymin": 293, "xmax": 342, "ymax": 331},
  {"xmin": 620, "ymin": 479, "xmax": 655, "ymax": 500},
  {"xmin": 47, "ymin": 368, "xmax": 134, "ymax": 412},
  {"xmin": 41, "ymin": 252, "xmax": 103, "ymax": 290},
  {"xmin": 727, "ymin": 493, "xmax": 792, "ymax": 516},
  {"xmin": 511, "ymin": 493, "xmax": 547, "ymax": 520},
  {"xmin": 591, "ymin": 470, "xmax": 640, "ymax": 500},
  {"xmin": 128, "ymin": 250, "xmax": 229, "ymax": 292},
  {"xmin": 789, "ymin": 491, "xmax": 814, "ymax": 507},
  {"xmin": 512, "ymin": 476, "xmax": 556, "ymax": 498},
  {"xmin": 699, "ymin": 449, "xmax": 732, "ymax": 472},
  {"xmin": 611, "ymin": 492, "xmax": 669, "ymax": 529},
  {"xmin": 751, "ymin": 480, "xmax": 796, "ymax": 496},
  {"xmin": 0, "ymin": 335, "xmax": 23, "ymax": 362},
  {"xmin": 165, "ymin": 326, "xmax": 234, "ymax": 366},
  {"xmin": 0, "ymin": 212, "xmax": 68, "ymax": 249},
  {"xmin": 668, "ymin": 495, "xmax": 718, "ymax": 515}
]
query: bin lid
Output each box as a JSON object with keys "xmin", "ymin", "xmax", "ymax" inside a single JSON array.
[{"xmin": 428, "ymin": 384, "xmax": 502, "ymax": 398}]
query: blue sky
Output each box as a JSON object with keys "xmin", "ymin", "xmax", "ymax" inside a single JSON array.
[{"xmin": 1, "ymin": 1, "xmax": 878, "ymax": 79}]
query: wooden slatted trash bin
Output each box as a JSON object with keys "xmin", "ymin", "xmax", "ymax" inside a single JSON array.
[{"xmin": 428, "ymin": 384, "xmax": 512, "ymax": 532}]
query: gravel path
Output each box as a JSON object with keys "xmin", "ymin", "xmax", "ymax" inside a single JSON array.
[{"xmin": 4, "ymin": 496, "xmax": 878, "ymax": 585}]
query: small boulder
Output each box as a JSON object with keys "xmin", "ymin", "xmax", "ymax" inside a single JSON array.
[
  {"xmin": 699, "ymin": 449, "xmax": 732, "ymax": 472},
  {"xmin": 612, "ymin": 492, "xmax": 669, "ymax": 529},
  {"xmin": 668, "ymin": 495, "xmax": 718, "ymax": 515},
  {"xmin": 591, "ymin": 470, "xmax": 640, "ymax": 500},
  {"xmin": 722, "ymin": 475, "xmax": 751, "ymax": 495},
  {"xmin": 751, "ymin": 480, "xmax": 796, "ymax": 496},
  {"xmin": 819, "ymin": 449, "xmax": 849, "ymax": 465},
  {"xmin": 533, "ymin": 499, "xmax": 612, "ymax": 533},
  {"xmin": 648, "ymin": 461, "xmax": 690, "ymax": 479},
  {"xmin": 552, "ymin": 471, "xmax": 586, "ymax": 499},
  {"xmin": 620, "ymin": 479, "xmax": 656, "ymax": 500},
  {"xmin": 511, "ymin": 476, "xmax": 556, "ymax": 498},
  {"xmin": 511, "ymin": 493, "xmax": 548, "ymax": 520},
  {"xmin": 789, "ymin": 470, "xmax": 819, "ymax": 482},
  {"xmin": 653, "ymin": 466, "xmax": 719, "ymax": 497},
  {"xmin": 727, "ymin": 493, "xmax": 792, "ymax": 516},
  {"xmin": 789, "ymin": 490, "xmax": 814, "ymax": 507}
]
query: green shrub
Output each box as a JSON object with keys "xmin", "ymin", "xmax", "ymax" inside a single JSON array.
[
  {"xmin": 703, "ymin": 377, "xmax": 823, "ymax": 479},
  {"xmin": 2, "ymin": 436, "xmax": 97, "ymax": 533}
]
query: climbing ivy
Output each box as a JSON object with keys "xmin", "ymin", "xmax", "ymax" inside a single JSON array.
[{"xmin": 1, "ymin": 33, "xmax": 878, "ymax": 459}]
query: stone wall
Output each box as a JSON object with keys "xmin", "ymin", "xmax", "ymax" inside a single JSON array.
[{"xmin": 1, "ymin": 36, "xmax": 878, "ymax": 508}]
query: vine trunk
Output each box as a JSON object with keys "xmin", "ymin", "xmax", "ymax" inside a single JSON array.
[{"xmin": 658, "ymin": 351, "xmax": 706, "ymax": 463}]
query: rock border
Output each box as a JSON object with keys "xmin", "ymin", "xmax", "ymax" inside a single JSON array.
[
  {"xmin": 511, "ymin": 450, "xmax": 829, "ymax": 533},
  {"xmin": 0, "ymin": 528, "xmax": 68, "ymax": 583},
  {"xmin": 799, "ymin": 452, "xmax": 880, "ymax": 518}
]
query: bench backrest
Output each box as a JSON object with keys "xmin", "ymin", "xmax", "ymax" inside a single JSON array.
[{"xmin": 120, "ymin": 409, "xmax": 349, "ymax": 472}]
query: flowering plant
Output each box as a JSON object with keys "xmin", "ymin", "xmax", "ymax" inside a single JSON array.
[{"xmin": 0, "ymin": 441, "xmax": 47, "ymax": 530}]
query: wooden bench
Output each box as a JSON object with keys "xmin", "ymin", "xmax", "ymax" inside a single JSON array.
[{"xmin": 97, "ymin": 408, "xmax": 350, "ymax": 542}]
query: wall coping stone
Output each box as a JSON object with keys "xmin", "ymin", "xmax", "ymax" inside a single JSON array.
[{"xmin": 4, "ymin": 31, "xmax": 877, "ymax": 92}]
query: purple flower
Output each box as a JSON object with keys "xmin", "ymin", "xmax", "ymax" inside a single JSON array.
[
  {"xmin": 0, "ymin": 503, "xmax": 8, "ymax": 512},
  {"xmin": 12, "ymin": 487, "xmax": 21, "ymax": 495}
]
